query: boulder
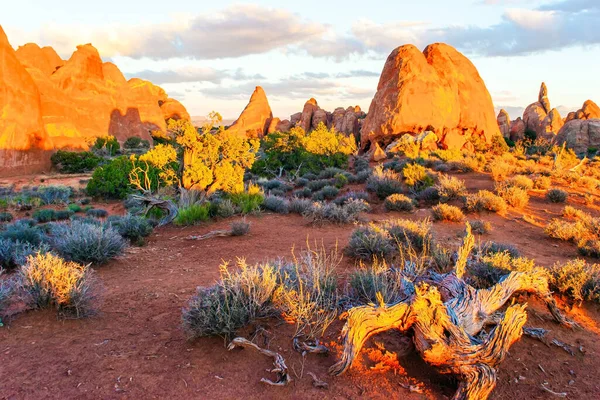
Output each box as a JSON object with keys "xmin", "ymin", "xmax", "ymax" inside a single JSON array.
[
  {"xmin": 267, "ymin": 117, "xmax": 280, "ymax": 134},
  {"xmin": 160, "ymin": 98, "xmax": 190, "ymax": 121},
  {"xmin": 368, "ymin": 142, "xmax": 387, "ymax": 162},
  {"xmin": 226, "ymin": 86, "xmax": 273, "ymax": 138},
  {"xmin": 290, "ymin": 112, "xmax": 302, "ymax": 127},
  {"xmin": 312, "ymin": 108, "xmax": 328, "ymax": 130},
  {"xmin": 556, "ymin": 119, "xmax": 600, "ymax": 154},
  {"xmin": 276, "ymin": 119, "xmax": 292, "ymax": 133},
  {"xmin": 540, "ymin": 108, "xmax": 563, "ymax": 139},
  {"xmin": 522, "ymin": 82, "xmax": 563, "ymax": 139},
  {"xmin": 300, "ymin": 98, "xmax": 319, "ymax": 132},
  {"xmin": 0, "ymin": 26, "xmax": 53, "ymax": 176},
  {"xmin": 566, "ymin": 112, "xmax": 577, "ymax": 123},
  {"xmin": 579, "ymin": 100, "xmax": 600, "ymax": 120},
  {"xmin": 361, "ymin": 43, "xmax": 501, "ymax": 151},
  {"xmin": 497, "ymin": 109, "xmax": 511, "ymax": 139},
  {"xmin": 509, "ymin": 117, "xmax": 525, "ymax": 142},
  {"xmin": 386, "ymin": 131, "xmax": 438, "ymax": 154}
]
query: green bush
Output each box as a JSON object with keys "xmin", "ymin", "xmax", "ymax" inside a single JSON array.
[
  {"xmin": 107, "ymin": 214, "xmax": 153, "ymax": 246},
  {"xmin": 227, "ymin": 185, "xmax": 264, "ymax": 214},
  {"xmin": 67, "ymin": 204, "xmax": 82, "ymax": 213},
  {"xmin": 345, "ymin": 225, "xmax": 395, "ymax": 261},
  {"xmin": 0, "ymin": 212, "xmax": 14, "ymax": 222},
  {"xmin": 51, "ymin": 150, "xmax": 102, "ymax": 173},
  {"xmin": 93, "ymin": 136, "xmax": 120, "ymax": 156},
  {"xmin": 311, "ymin": 185, "xmax": 339, "ymax": 201},
  {"xmin": 86, "ymin": 157, "xmax": 133, "ymax": 199},
  {"xmin": 86, "ymin": 208, "xmax": 108, "ymax": 218},
  {"xmin": 0, "ymin": 221, "xmax": 44, "ymax": 245},
  {"xmin": 262, "ymin": 195, "xmax": 290, "ymax": 214},
  {"xmin": 123, "ymin": 136, "xmax": 150, "ymax": 149},
  {"xmin": 403, "ymin": 163, "xmax": 434, "ymax": 190},
  {"xmin": 174, "ymin": 204, "xmax": 211, "ymax": 226}
]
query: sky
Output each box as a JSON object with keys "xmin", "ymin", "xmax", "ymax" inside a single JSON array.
[{"xmin": 2, "ymin": 0, "xmax": 599, "ymax": 119}]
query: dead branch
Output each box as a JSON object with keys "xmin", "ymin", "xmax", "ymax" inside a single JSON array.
[
  {"xmin": 228, "ymin": 337, "xmax": 291, "ymax": 386},
  {"xmin": 541, "ymin": 384, "xmax": 567, "ymax": 397},
  {"xmin": 307, "ymin": 372, "xmax": 328, "ymax": 389},
  {"xmin": 569, "ymin": 156, "xmax": 587, "ymax": 172},
  {"xmin": 130, "ymin": 194, "xmax": 178, "ymax": 226},
  {"xmin": 293, "ymin": 337, "xmax": 329, "ymax": 354},
  {"xmin": 185, "ymin": 230, "xmax": 232, "ymax": 241}
]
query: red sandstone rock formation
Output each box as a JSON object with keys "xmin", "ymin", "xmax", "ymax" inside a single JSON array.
[
  {"xmin": 226, "ymin": 86, "xmax": 273, "ymax": 138},
  {"xmin": 360, "ymin": 43, "xmax": 501, "ymax": 151},
  {"xmin": 497, "ymin": 109, "xmax": 511, "ymax": 139},
  {"xmin": 523, "ymin": 82, "xmax": 563, "ymax": 139}
]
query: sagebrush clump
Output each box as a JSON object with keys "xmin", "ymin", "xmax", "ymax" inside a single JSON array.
[
  {"xmin": 384, "ymin": 194, "xmax": 415, "ymax": 212},
  {"xmin": 432, "ymin": 204, "xmax": 465, "ymax": 222}
]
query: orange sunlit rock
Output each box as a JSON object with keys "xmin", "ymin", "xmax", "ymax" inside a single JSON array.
[
  {"xmin": 361, "ymin": 43, "xmax": 502, "ymax": 151},
  {"xmin": 226, "ymin": 86, "xmax": 273, "ymax": 138}
]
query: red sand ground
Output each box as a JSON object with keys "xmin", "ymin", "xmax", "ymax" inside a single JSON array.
[{"xmin": 1, "ymin": 172, "xmax": 600, "ymax": 399}]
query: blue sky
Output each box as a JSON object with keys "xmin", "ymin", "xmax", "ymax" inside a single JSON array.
[{"xmin": 3, "ymin": 0, "xmax": 599, "ymax": 119}]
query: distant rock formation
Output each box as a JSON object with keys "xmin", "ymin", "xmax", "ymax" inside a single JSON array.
[
  {"xmin": 556, "ymin": 100, "xmax": 600, "ymax": 153},
  {"xmin": 497, "ymin": 109, "xmax": 511, "ymax": 139},
  {"xmin": 360, "ymin": 43, "xmax": 501, "ymax": 151},
  {"xmin": 0, "ymin": 27, "xmax": 190, "ymax": 176},
  {"xmin": 0, "ymin": 26, "xmax": 53, "ymax": 176},
  {"xmin": 509, "ymin": 117, "xmax": 525, "ymax": 142},
  {"xmin": 226, "ymin": 86, "xmax": 273, "ymax": 138},
  {"xmin": 523, "ymin": 82, "xmax": 563, "ymax": 139}
]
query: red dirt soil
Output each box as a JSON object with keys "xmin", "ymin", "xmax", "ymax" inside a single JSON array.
[{"xmin": 2, "ymin": 172, "xmax": 600, "ymax": 399}]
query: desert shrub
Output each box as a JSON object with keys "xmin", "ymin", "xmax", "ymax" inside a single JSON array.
[
  {"xmin": 507, "ymin": 175, "xmax": 534, "ymax": 190},
  {"xmin": 384, "ymin": 193, "xmax": 415, "ymax": 212},
  {"xmin": 311, "ymin": 185, "xmax": 339, "ymax": 201},
  {"xmin": 251, "ymin": 123, "xmax": 355, "ymax": 176},
  {"xmin": 67, "ymin": 203, "xmax": 82, "ymax": 213},
  {"xmin": 354, "ymin": 169, "xmax": 371, "ymax": 184},
  {"xmin": 272, "ymin": 248, "xmax": 339, "ymax": 339},
  {"xmin": 93, "ymin": 135, "xmax": 120, "ymax": 156},
  {"xmin": 465, "ymin": 190, "xmax": 508, "ymax": 214},
  {"xmin": 0, "ymin": 274, "xmax": 15, "ymax": 322},
  {"xmin": 55, "ymin": 210, "xmax": 74, "ymax": 221},
  {"xmin": 481, "ymin": 241, "xmax": 520, "ymax": 258},
  {"xmin": 0, "ymin": 239, "xmax": 48, "ymax": 270},
  {"xmin": 212, "ymin": 198, "xmax": 237, "ymax": 218},
  {"xmin": 86, "ymin": 208, "xmax": 108, "ymax": 218},
  {"xmin": 50, "ymin": 221, "xmax": 126, "ymax": 265},
  {"xmin": 417, "ymin": 186, "xmax": 441, "ymax": 203},
  {"xmin": 334, "ymin": 191, "xmax": 369, "ymax": 206},
  {"xmin": 107, "ymin": 214, "xmax": 153, "ymax": 245},
  {"xmin": 334, "ymin": 173, "xmax": 349, "ymax": 188},
  {"xmin": 51, "ymin": 150, "xmax": 102, "ymax": 173},
  {"xmin": 432, "ymin": 204, "xmax": 465, "ymax": 222},
  {"xmin": 435, "ymin": 175, "xmax": 466, "ymax": 203},
  {"xmin": 354, "ymin": 157, "xmax": 370, "ymax": 172},
  {"xmin": 230, "ymin": 220, "xmax": 251, "ymax": 236},
  {"xmin": 306, "ymin": 178, "xmax": 334, "ymax": 192},
  {"xmin": 302, "ymin": 173, "xmax": 318, "ymax": 181},
  {"xmin": 260, "ymin": 179, "xmax": 293, "ymax": 192},
  {"xmin": 289, "ymin": 198, "xmax": 313, "ymax": 215},
  {"xmin": 262, "ymin": 195, "xmax": 290, "ymax": 214},
  {"xmin": 0, "ymin": 222, "xmax": 44, "ymax": 245},
  {"xmin": 545, "ymin": 219, "xmax": 589, "ymax": 242},
  {"xmin": 295, "ymin": 177, "xmax": 309, "ymax": 187},
  {"xmin": 174, "ymin": 203, "xmax": 211, "ymax": 225},
  {"xmin": 366, "ymin": 166, "xmax": 404, "ymax": 199},
  {"xmin": 19, "ymin": 253, "xmax": 99, "ymax": 318},
  {"xmin": 227, "ymin": 184, "xmax": 264, "ymax": 214},
  {"xmin": 403, "ymin": 163, "xmax": 434, "ymax": 190},
  {"xmin": 182, "ymin": 260, "xmax": 278, "ymax": 339},
  {"xmin": 489, "ymin": 161, "xmax": 513, "ymax": 182},
  {"xmin": 0, "ymin": 212, "xmax": 13, "ymax": 222},
  {"xmin": 468, "ymin": 252, "xmax": 537, "ymax": 288},
  {"xmin": 496, "ymin": 185, "xmax": 529, "ymax": 208},
  {"xmin": 33, "ymin": 209, "xmax": 57, "ymax": 223},
  {"xmin": 303, "ymin": 199, "xmax": 369, "ymax": 225},
  {"xmin": 385, "ymin": 218, "xmax": 432, "ymax": 253},
  {"xmin": 86, "ymin": 156, "xmax": 133, "ymax": 199},
  {"xmin": 547, "ymin": 188, "xmax": 569, "ymax": 203},
  {"xmin": 318, "ymin": 167, "xmax": 348, "ymax": 179},
  {"xmin": 348, "ymin": 260, "xmax": 407, "ymax": 305},
  {"xmin": 123, "ymin": 136, "xmax": 150, "ymax": 149},
  {"xmin": 548, "ymin": 259, "xmax": 600, "ymax": 303},
  {"xmin": 470, "ymin": 220, "xmax": 492, "ymax": 234},
  {"xmin": 293, "ymin": 187, "xmax": 312, "ymax": 199},
  {"xmin": 578, "ymin": 239, "xmax": 600, "ymax": 259},
  {"xmin": 533, "ymin": 175, "xmax": 552, "ymax": 190},
  {"xmin": 79, "ymin": 198, "xmax": 91, "ymax": 205},
  {"xmin": 345, "ymin": 225, "xmax": 395, "ymax": 261},
  {"xmin": 36, "ymin": 185, "xmax": 72, "ymax": 205}
]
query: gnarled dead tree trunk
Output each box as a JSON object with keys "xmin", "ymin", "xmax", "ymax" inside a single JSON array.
[
  {"xmin": 330, "ymin": 225, "xmax": 575, "ymax": 400},
  {"xmin": 130, "ymin": 194, "xmax": 178, "ymax": 226}
]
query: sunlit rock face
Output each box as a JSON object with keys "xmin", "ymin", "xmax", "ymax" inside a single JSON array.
[
  {"xmin": 1, "ymin": 27, "xmax": 190, "ymax": 177},
  {"xmin": 0, "ymin": 26, "xmax": 53, "ymax": 176},
  {"xmin": 556, "ymin": 100, "xmax": 600, "ymax": 154},
  {"xmin": 522, "ymin": 82, "xmax": 563, "ymax": 140},
  {"xmin": 360, "ymin": 43, "xmax": 501, "ymax": 151},
  {"xmin": 226, "ymin": 86, "xmax": 273, "ymax": 138}
]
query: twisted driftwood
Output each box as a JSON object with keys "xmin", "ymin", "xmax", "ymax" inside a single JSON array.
[
  {"xmin": 228, "ymin": 337, "xmax": 291, "ymax": 386},
  {"xmin": 330, "ymin": 269, "xmax": 574, "ymax": 399},
  {"xmin": 130, "ymin": 194, "xmax": 178, "ymax": 226}
]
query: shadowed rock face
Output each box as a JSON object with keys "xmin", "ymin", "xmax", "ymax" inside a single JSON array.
[
  {"xmin": 556, "ymin": 99, "xmax": 600, "ymax": 153},
  {"xmin": 360, "ymin": 43, "xmax": 501, "ymax": 151},
  {"xmin": 226, "ymin": 86, "xmax": 273, "ymax": 138},
  {"xmin": 1, "ymin": 28, "xmax": 190, "ymax": 176}
]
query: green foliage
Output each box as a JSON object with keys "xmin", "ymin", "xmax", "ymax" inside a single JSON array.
[
  {"xmin": 251, "ymin": 123, "xmax": 355, "ymax": 176},
  {"xmin": 403, "ymin": 163, "xmax": 434, "ymax": 190},
  {"xmin": 67, "ymin": 204, "xmax": 82, "ymax": 213},
  {"xmin": 227, "ymin": 184, "xmax": 264, "ymax": 214},
  {"xmin": 345, "ymin": 225, "xmax": 395, "ymax": 261},
  {"xmin": 86, "ymin": 156, "xmax": 133, "ymax": 199},
  {"xmin": 107, "ymin": 214, "xmax": 153, "ymax": 246},
  {"xmin": 123, "ymin": 136, "xmax": 150, "ymax": 149},
  {"xmin": 51, "ymin": 150, "xmax": 103, "ymax": 173},
  {"xmin": 93, "ymin": 135, "xmax": 120, "ymax": 156},
  {"xmin": 0, "ymin": 221, "xmax": 44, "ymax": 245},
  {"xmin": 36, "ymin": 186, "xmax": 72, "ymax": 205},
  {"xmin": 0, "ymin": 212, "xmax": 13, "ymax": 222},
  {"xmin": 174, "ymin": 204, "xmax": 211, "ymax": 226}
]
